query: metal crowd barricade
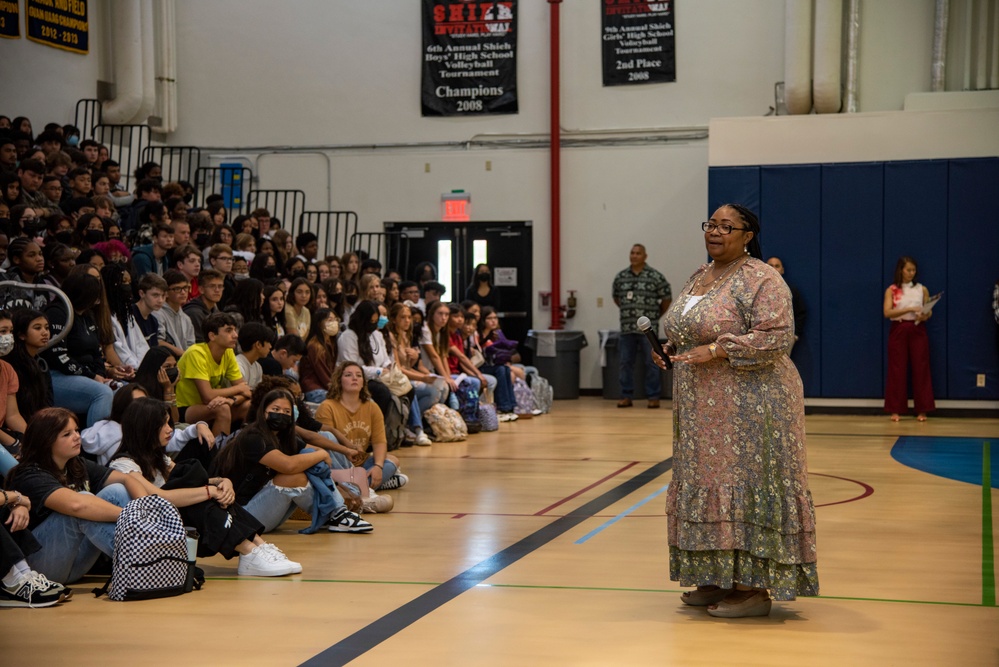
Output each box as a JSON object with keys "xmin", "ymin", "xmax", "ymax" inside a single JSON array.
[
  {"xmin": 91, "ymin": 124, "xmax": 152, "ymax": 192},
  {"xmin": 74, "ymin": 99, "xmax": 102, "ymax": 141},
  {"xmin": 245, "ymin": 190, "xmax": 306, "ymax": 234},
  {"xmin": 140, "ymin": 146, "xmax": 202, "ymax": 185},
  {"xmin": 298, "ymin": 211, "xmax": 358, "ymax": 260},
  {"xmin": 0, "ymin": 281, "xmax": 73, "ymax": 351},
  {"xmin": 350, "ymin": 231, "xmax": 410, "ymax": 277},
  {"xmin": 193, "ymin": 165, "xmax": 254, "ymax": 210}
]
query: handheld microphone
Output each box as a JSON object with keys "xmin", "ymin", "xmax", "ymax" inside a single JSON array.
[{"xmin": 637, "ymin": 316, "xmax": 672, "ymax": 370}]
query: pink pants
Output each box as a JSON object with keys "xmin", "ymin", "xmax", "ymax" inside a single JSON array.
[{"xmin": 884, "ymin": 321, "xmax": 935, "ymax": 414}]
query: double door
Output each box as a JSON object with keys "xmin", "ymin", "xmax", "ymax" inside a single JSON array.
[{"xmin": 384, "ymin": 221, "xmax": 533, "ymax": 359}]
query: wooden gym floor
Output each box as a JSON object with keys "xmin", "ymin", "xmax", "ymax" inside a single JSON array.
[{"xmin": 2, "ymin": 397, "xmax": 998, "ymax": 666}]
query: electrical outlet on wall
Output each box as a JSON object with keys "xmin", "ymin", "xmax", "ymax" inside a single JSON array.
[{"xmin": 977, "ymin": 374, "xmax": 986, "ymax": 387}]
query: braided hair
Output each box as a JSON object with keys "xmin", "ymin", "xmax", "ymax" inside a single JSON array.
[{"xmin": 725, "ymin": 203, "xmax": 763, "ymax": 260}]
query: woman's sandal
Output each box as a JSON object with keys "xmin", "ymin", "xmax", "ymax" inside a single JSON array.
[
  {"xmin": 680, "ymin": 585, "xmax": 733, "ymax": 606},
  {"xmin": 706, "ymin": 589, "xmax": 772, "ymax": 618}
]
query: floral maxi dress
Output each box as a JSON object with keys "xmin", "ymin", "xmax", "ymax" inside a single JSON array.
[{"xmin": 662, "ymin": 258, "xmax": 819, "ymax": 600}]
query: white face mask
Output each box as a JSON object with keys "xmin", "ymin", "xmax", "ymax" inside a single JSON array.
[
  {"xmin": 323, "ymin": 320, "xmax": 340, "ymax": 337},
  {"xmin": 0, "ymin": 333, "xmax": 13, "ymax": 356}
]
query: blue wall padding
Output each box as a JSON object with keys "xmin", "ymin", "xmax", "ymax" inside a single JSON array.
[
  {"xmin": 760, "ymin": 165, "xmax": 821, "ymax": 395},
  {"xmin": 947, "ymin": 158, "xmax": 999, "ymax": 399},
  {"xmin": 820, "ymin": 163, "xmax": 885, "ymax": 397},
  {"xmin": 707, "ymin": 167, "xmax": 760, "ymax": 215},
  {"xmin": 708, "ymin": 157, "xmax": 999, "ymax": 401},
  {"xmin": 883, "ymin": 160, "xmax": 949, "ymax": 399}
]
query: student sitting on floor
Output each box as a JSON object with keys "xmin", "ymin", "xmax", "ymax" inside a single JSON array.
[
  {"xmin": 175, "ymin": 312, "xmax": 252, "ymax": 431},
  {"xmin": 209, "ymin": 388, "xmax": 372, "ymax": 534},
  {"xmin": 108, "ymin": 397, "xmax": 301, "ymax": 577},
  {"xmin": 236, "ymin": 322, "xmax": 277, "ymax": 390},
  {"xmin": 6, "ymin": 408, "xmax": 150, "ymax": 584}
]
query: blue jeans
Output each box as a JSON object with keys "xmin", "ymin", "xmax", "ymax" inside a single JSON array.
[
  {"xmin": 0, "ymin": 446, "xmax": 17, "ymax": 476},
  {"xmin": 619, "ymin": 333, "xmax": 661, "ymax": 399},
  {"xmin": 50, "ymin": 370, "xmax": 114, "ymax": 428},
  {"xmin": 304, "ymin": 388, "xmax": 328, "ymax": 403},
  {"xmin": 243, "ymin": 482, "xmax": 315, "ymax": 534},
  {"xmin": 27, "ymin": 483, "xmax": 131, "ymax": 583},
  {"xmin": 480, "ymin": 364, "xmax": 516, "ymax": 412},
  {"xmin": 412, "ymin": 380, "xmax": 444, "ymax": 414}
]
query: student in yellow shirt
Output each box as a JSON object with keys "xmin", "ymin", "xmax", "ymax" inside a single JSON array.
[{"xmin": 176, "ymin": 313, "xmax": 252, "ymax": 431}]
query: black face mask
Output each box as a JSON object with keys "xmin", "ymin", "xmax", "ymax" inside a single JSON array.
[
  {"xmin": 165, "ymin": 367, "xmax": 179, "ymax": 383},
  {"xmin": 22, "ymin": 220, "xmax": 45, "ymax": 236},
  {"xmin": 84, "ymin": 229, "xmax": 105, "ymax": 244},
  {"xmin": 194, "ymin": 233, "xmax": 210, "ymax": 247},
  {"xmin": 476, "ymin": 273, "xmax": 491, "ymax": 283},
  {"xmin": 330, "ymin": 292, "xmax": 343, "ymax": 305},
  {"xmin": 262, "ymin": 266, "xmax": 277, "ymax": 279},
  {"xmin": 119, "ymin": 283, "xmax": 133, "ymax": 299},
  {"xmin": 291, "ymin": 270, "xmax": 306, "ymax": 281},
  {"xmin": 53, "ymin": 230, "xmax": 73, "ymax": 244},
  {"xmin": 345, "ymin": 294, "xmax": 358, "ymax": 306},
  {"xmin": 265, "ymin": 412, "xmax": 294, "ymax": 432}
]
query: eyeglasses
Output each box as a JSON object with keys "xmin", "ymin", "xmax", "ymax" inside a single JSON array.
[
  {"xmin": 215, "ymin": 256, "xmax": 233, "ymax": 262},
  {"xmin": 702, "ymin": 222, "xmax": 750, "ymax": 235},
  {"xmin": 168, "ymin": 285, "xmax": 191, "ymax": 292}
]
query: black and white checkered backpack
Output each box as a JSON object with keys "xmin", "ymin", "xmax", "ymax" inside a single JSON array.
[{"xmin": 100, "ymin": 495, "xmax": 193, "ymax": 601}]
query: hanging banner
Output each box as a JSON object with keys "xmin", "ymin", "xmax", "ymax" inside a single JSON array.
[
  {"xmin": 0, "ymin": 0, "xmax": 19, "ymax": 39},
  {"xmin": 422, "ymin": 0, "xmax": 518, "ymax": 117},
  {"xmin": 26, "ymin": 0, "xmax": 88, "ymax": 54},
  {"xmin": 601, "ymin": 0, "xmax": 675, "ymax": 86}
]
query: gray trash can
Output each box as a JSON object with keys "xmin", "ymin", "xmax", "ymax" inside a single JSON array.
[
  {"xmin": 526, "ymin": 330, "xmax": 588, "ymax": 400},
  {"xmin": 599, "ymin": 329, "xmax": 672, "ymax": 400}
]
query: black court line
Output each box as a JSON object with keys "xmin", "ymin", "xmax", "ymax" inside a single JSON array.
[{"xmin": 301, "ymin": 457, "xmax": 674, "ymax": 667}]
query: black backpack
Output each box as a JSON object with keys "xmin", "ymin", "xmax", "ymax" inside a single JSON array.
[{"xmin": 94, "ymin": 495, "xmax": 201, "ymax": 601}]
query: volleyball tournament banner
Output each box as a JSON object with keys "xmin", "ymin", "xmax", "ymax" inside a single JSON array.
[
  {"xmin": 0, "ymin": 0, "xmax": 19, "ymax": 39},
  {"xmin": 26, "ymin": 0, "xmax": 88, "ymax": 54},
  {"xmin": 602, "ymin": 0, "xmax": 675, "ymax": 86},
  {"xmin": 422, "ymin": 0, "xmax": 518, "ymax": 116}
]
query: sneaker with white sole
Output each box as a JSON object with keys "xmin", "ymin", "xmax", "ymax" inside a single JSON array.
[
  {"xmin": 0, "ymin": 572, "xmax": 65, "ymax": 608},
  {"xmin": 237, "ymin": 544, "xmax": 300, "ymax": 577},
  {"xmin": 328, "ymin": 508, "xmax": 374, "ymax": 533},
  {"xmin": 377, "ymin": 473, "xmax": 409, "ymax": 490},
  {"xmin": 260, "ymin": 543, "xmax": 302, "ymax": 574},
  {"xmin": 498, "ymin": 412, "xmax": 519, "ymax": 422},
  {"xmin": 414, "ymin": 431, "xmax": 432, "ymax": 446},
  {"xmin": 362, "ymin": 489, "xmax": 395, "ymax": 513}
]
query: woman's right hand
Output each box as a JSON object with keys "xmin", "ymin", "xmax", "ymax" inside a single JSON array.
[
  {"xmin": 5, "ymin": 504, "xmax": 29, "ymax": 532},
  {"xmin": 157, "ymin": 367, "xmax": 173, "ymax": 388}
]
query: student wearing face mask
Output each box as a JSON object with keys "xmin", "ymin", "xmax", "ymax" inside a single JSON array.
[
  {"xmin": 464, "ymin": 263, "xmax": 501, "ymax": 309},
  {"xmin": 210, "ymin": 389, "xmax": 372, "ymax": 534},
  {"xmin": 337, "ymin": 300, "xmax": 394, "ymax": 420},
  {"xmin": 0, "ymin": 310, "xmax": 29, "ymax": 468},
  {"xmin": 300, "ymin": 308, "xmax": 340, "ymax": 404}
]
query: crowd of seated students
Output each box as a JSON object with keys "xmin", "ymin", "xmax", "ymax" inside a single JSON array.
[{"xmin": 0, "ymin": 113, "xmax": 541, "ymax": 608}]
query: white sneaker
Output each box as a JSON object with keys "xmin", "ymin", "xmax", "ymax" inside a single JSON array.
[
  {"xmin": 260, "ymin": 543, "xmax": 302, "ymax": 574},
  {"xmin": 237, "ymin": 544, "xmax": 299, "ymax": 577},
  {"xmin": 362, "ymin": 489, "xmax": 395, "ymax": 513},
  {"xmin": 414, "ymin": 431, "xmax": 432, "ymax": 446},
  {"xmin": 498, "ymin": 412, "xmax": 519, "ymax": 422}
]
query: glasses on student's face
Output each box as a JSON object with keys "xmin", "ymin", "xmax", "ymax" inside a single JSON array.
[
  {"xmin": 701, "ymin": 221, "xmax": 750, "ymax": 235},
  {"xmin": 168, "ymin": 285, "xmax": 191, "ymax": 293},
  {"xmin": 216, "ymin": 256, "xmax": 233, "ymax": 262}
]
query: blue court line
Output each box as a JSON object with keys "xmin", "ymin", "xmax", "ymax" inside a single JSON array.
[{"xmin": 574, "ymin": 483, "xmax": 670, "ymax": 544}]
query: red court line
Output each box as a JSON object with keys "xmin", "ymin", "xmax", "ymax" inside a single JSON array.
[
  {"xmin": 533, "ymin": 461, "xmax": 640, "ymax": 516},
  {"xmin": 811, "ymin": 471, "xmax": 875, "ymax": 507}
]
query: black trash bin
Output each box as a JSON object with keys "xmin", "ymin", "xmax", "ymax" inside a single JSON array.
[
  {"xmin": 599, "ymin": 329, "xmax": 672, "ymax": 400},
  {"xmin": 526, "ymin": 330, "xmax": 588, "ymax": 400}
]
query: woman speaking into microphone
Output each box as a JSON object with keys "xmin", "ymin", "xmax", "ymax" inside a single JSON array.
[{"xmin": 654, "ymin": 204, "xmax": 819, "ymax": 618}]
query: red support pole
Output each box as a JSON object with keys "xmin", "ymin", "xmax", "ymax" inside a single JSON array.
[{"xmin": 548, "ymin": 0, "xmax": 563, "ymax": 330}]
